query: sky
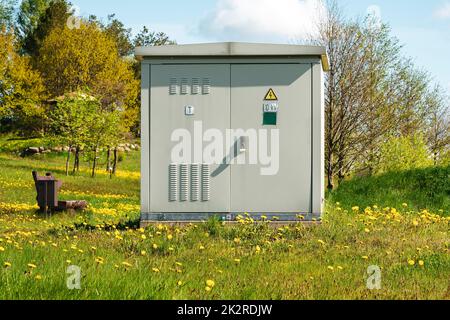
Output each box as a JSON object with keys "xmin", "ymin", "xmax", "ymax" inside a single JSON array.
[{"xmin": 69, "ymin": 0, "xmax": 450, "ymax": 93}]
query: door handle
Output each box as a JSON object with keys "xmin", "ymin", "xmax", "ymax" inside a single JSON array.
[{"xmin": 239, "ymin": 136, "xmax": 248, "ymax": 154}]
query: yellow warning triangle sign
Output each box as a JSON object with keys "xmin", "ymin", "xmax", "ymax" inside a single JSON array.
[{"xmin": 264, "ymin": 89, "xmax": 278, "ymax": 101}]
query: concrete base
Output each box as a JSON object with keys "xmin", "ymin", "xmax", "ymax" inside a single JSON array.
[{"xmin": 140, "ymin": 212, "xmax": 321, "ymax": 228}]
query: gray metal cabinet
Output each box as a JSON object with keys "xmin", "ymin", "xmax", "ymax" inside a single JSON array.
[{"xmin": 136, "ymin": 42, "xmax": 328, "ymax": 223}]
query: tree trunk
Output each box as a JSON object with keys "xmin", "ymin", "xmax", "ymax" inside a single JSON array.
[
  {"xmin": 92, "ymin": 148, "xmax": 98, "ymax": 178},
  {"xmin": 106, "ymin": 147, "xmax": 111, "ymax": 172},
  {"xmin": 65, "ymin": 146, "xmax": 71, "ymax": 176},
  {"xmin": 112, "ymin": 148, "xmax": 118, "ymax": 175},
  {"xmin": 72, "ymin": 147, "xmax": 80, "ymax": 175},
  {"xmin": 327, "ymin": 159, "xmax": 334, "ymax": 190},
  {"xmin": 76, "ymin": 148, "xmax": 80, "ymax": 172}
]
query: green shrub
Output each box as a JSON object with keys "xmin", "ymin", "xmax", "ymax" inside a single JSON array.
[{"xmin": 376, "ymin": 134, "xmax": 433, "ymax": 174}]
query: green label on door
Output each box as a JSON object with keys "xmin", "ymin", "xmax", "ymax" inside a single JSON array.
[{"xmin": 263, "ymin": 112, "xmax": 277, "ymax": 125}]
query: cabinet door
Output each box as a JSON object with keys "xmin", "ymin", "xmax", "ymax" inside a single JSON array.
[
  {"xmin": 150, "ymin": 65, "xmax": 231, "ymax": 213},
  {"xmin": 230, "ymin": 64, "xmax": 312, "ymax": 213}
]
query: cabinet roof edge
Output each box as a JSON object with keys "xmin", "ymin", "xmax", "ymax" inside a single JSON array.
[{"xmin": 135, "ymin": 42, "xmax": 329, "ymax": 72}]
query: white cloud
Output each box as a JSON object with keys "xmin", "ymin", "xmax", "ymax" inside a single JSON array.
[
  {"xmin": 435, "ymin": 2, "xmax": 450, "ymax": 19},
  {"xmin": 197, "ymin": 0, "xmax": 325, "ymax": 43}
]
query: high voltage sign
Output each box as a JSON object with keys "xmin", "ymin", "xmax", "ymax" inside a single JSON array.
[{"xmin": 264, "ymin": 88, "xmax": 278, "ymax": 101}]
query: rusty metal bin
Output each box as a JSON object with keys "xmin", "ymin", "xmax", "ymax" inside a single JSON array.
[{"xmin": 32, "ymin": 171, "xmax": 62, "ymax": 213}]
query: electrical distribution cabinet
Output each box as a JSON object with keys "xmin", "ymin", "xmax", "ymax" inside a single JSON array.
[{"xmin": 136, "ymin": 42, "xmax": 329, "ymax": 224}]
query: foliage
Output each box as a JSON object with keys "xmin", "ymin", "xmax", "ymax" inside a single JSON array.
[
  {"xmin": 376, "ymin": 134, "xmax": 433, "ymax": 173},
  {"xmin": 133, "ymin": 26, "xmax": 176, "ymax": 47},
  {"xmin": 0, "ymin": 0, "xmax": 17, "ymax": 27},
  {"xmin": 0, "ymin": 28, "xmax": 46, "ymax": 135},
  {"xmin": 16, "ymin": 0, "xmax": 50, "ymax": 52},
  {"xmin": 425, "ymin": 86, "xmax": 450, "ymax": 166},
  {"xmin": 22, "ymin": 0, "xmax": 71, "ymax": 57},
  {"xmin": 48, "ymin": 92, "xmax": 98, "ymax": 149},
  {"xmin": 37, "ymin": 20, "xmax": 139, "ymax": 130},
  {"xmin": 92, "ymin": 13, "xmax": 134, "ymax": 57}
]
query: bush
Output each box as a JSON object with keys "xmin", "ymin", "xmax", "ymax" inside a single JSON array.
[{"xmin": 376, "ymin": 134, "xmax": 433, "ymax": 174}]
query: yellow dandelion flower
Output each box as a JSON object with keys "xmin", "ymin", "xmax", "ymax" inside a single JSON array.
[
  {"xmin": 419, "ymin": 260, "xmax": 425, "ymax": 267},
  {"xmin": 0, "ymin": 246, "xmax": 5, "ymax": 252},
  {"xmin": 141, "ymin": 250, "xmax": 147, "ymax": 256},
  {"xmin": 362, "ymin": 256, "xmax": 369, "ymax": 260},
  {"xmin": 152, "ymin": 267, "xmax": 160, "ymax": 273},
  {"xmin": 199, "ymin": 245, "xmax": 205, "ymax": 250},
  {"xmin": 122, "ymin": 261, "xmax": 132, "ymax": 268},
  {"xmin": 255, "ymin": 245, "xmax": 261, "ymax": 253},
  {"xmin": 364, "ymin": 228, "xmax": 371, "ymax": 233},
  {"xmin": 66, "ymin": 260, "xmax": 72, "ymax": 264},
  {"xmin": 206, "ymin": 280, "xmax": 215, "ymax": 288},
  {"xmin": 408, "ymin": 260, "xmax": 415, "ymax": 266},
  {"xmin": 352, "ymin": 206, "xmax": 360, "ymax": 212},
  {"xmin": 402, "ymin": 203, "xmax": 408, "ymax": 208},
  {"xmin": 205, "ymin": 286, "xmax": 212, "ymax": 292},
  {"xmin": 317, "ymin": 240, "xmax": 326, "ymax": 246},
  {"xmin": 35, "ymin": 275, "xmax": 42, "ymax": 280},
  {"xmin": 234, "ymin": 258, "xmax": 241, "ymax": 263},
  {"xmin": 327, "ymin": 266, "xmax": 334, "ymax": 271},
  {"xmin": 141, "ymin": 235, "xmax": 147, "ymax": 240},
  {"xmin": 152, "ymin": 243, "xmax": 158, "ymax": 250},
  {"xmin": 412, "ymin": 220, "xmax": 419, "ymax": 227},
  {"xmin": 27, "ymin": 263, "xmax": 37, "ymax": 269},
  {"xmin": 234, "ymin": 238, "xmax": 241, "ymax": 244},
  {"xmin": 4, "ymin": 262, "xmax": 11, "ymax": 268},
  {"xmin": 337, "ymin": 266, "xmax": 344, "ymax": 270},
  {"xmin": 177, "ymin": 281, "xmax": 183, "ymax": 286},
  {"xmin": 167, "ymin": 234, "xmax": 173, "ymax": 241}
]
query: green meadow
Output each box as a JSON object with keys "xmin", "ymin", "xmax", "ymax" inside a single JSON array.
[{"xmin": 0, "ymin": 138, "xmax": 448, "ymax": 300}]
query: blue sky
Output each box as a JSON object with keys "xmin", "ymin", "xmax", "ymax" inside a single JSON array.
[{"xmin": 70, "ymin": 0, "xmax": 450, "ymax": 93}]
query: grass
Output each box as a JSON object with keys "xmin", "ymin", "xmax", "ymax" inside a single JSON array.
[
  {"xmin": 329, "ymin": 167, "xmax": 450, "ymax": 215},
  {"xmin": 0, "ymin": 140, "xmax": 449, "ymax": 300}
]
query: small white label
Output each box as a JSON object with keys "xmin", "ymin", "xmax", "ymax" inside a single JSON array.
[
  {"xmin": 263, "ymin": 102, "xmax": 279, "ymax": 113},
  {"xmin": 185, "ymin": 106, "xmax": 195, "ymax": 116}
]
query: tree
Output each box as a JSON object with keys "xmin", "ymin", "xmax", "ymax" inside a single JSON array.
[
  {"xmin": 24, "ymin": 0, "xmax": 71, "ymax": 57},
  {"xmin": 16, "ymin": 0, "xmax": 50, "ymax": 52},
  {"xmin": 133, "ymin": 26, "xmax": 176, "ymax": 47},
  {"xmin": 48, "ymin": 92, "xmax": 98, "ymax": 176},
  {"xmin": 98, "ymin": 14, "xmax": 133, "ymax": 57},
  {"xmin": 86, "ymin": 108, "xmax": 121, "ymax": 178},
  {"xmin": 425, "ymin": 86, "xmax": 450, "ymax": 166},
  {"xmin": 0, "ymin": 0, "xmax": 17, "ymax": 28},
  {"xmin": 0, "ymin": 27, "xmax": 46, "ymax": 135},
  {"xmin": 38, "ymin": 20, "xmax": 138, "ymax": 123},
  {"xmin": 313, "ymin": 1, "xmax": 436, "ymax": 188}
]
